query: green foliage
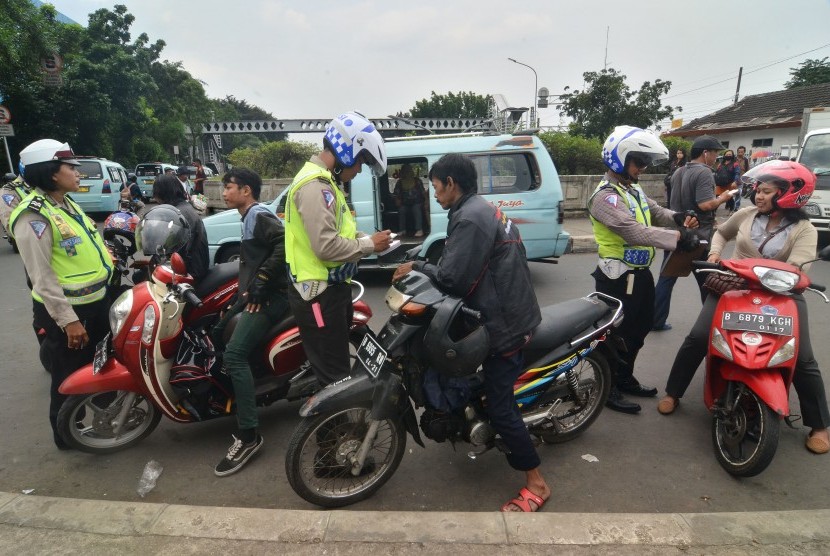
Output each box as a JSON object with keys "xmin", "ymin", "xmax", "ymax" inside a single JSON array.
[
  {"xmin": 655, "ymin": 136, "xmax": 693, "ymax": 173},
  {"xmin": 227, "ymin": 141, "xmax": 317, "ymax": 179},
  {"xmin": 558, "ymin": 68, "xmax": 679, "ymax": 139},
  {"xmin": 404, "ymin": 91, "xmax": 492, "ymax": 119},
  {"xmin": 538, "ymin": 132, "xmax": 605, "ymax": 175},
  {"xmin": 785, "ymin": 57, "xmax": 830, "ymax": 89}
]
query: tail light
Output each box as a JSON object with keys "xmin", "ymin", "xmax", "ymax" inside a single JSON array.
[{"xmin": 102, "ymin": 179, "xmax": 111, "ymax": 194}]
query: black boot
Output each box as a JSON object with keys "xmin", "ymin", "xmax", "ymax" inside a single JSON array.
[{"xmin": 605, "ymin": 387, "xmax": 641, "ymax": 414}]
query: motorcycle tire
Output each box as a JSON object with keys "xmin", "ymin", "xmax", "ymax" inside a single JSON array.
[
  {"xmin": 532, "ymin": 353, "xmax": 612, "ymax": 444},
  {"xmin": 56, "ymin": 391, "xmax": 162, "ymax": 454},
  {"xmin": 712, "ymin": 384, "xmax": 780, "ymax": 477},
  {"xmin": 285, "ymin": 406, "xmax": 406, "ymax": 508}
]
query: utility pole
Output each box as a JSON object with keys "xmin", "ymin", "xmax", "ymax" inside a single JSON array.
[
  {"xmin": 604, "ymin": 26, "xmax": 610, "ymax": 70},
  {"xmin": 734, "ymin": 66, "xmax": 743, "ymax": 104},
  {"xmin": 508, "ymin": 57, "xmax": 538, "ymax": 128}
]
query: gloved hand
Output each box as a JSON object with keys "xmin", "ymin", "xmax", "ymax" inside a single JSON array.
[
  {"xmin": 672, "ymin": 210, "xmax": 697, "ymax": 227},
  {"xmin": 246, "ymin": 272, "xmax": 271, "ymax": 306},
  {"xmin": 677, "ymin": 228, "xmax": 701, "ymax": 252}
]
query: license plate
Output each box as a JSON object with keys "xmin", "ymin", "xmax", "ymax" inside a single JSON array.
[
  {"xmin": 77, "ymin": 186, "xmax": 90, "ymax": 192},
  {"xmin": 93, "ymin": 333, "xmax": 111, "ymax": 374},
  {"xmin": 721, "ymin": 312, "xmax": 793, "ymax": 336},
  {"xmin": 356, "ymin": 334, "xmax": 386, "ymax": 378}
]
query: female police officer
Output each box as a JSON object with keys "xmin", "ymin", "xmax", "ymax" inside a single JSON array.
[{"xmin": 10, "ymin": 139, "xmax": 112, "ymax": 449}]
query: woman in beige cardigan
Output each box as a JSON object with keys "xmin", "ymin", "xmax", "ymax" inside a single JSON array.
[{"xmin": 657, "ymin": 161, "xmax": 830, "ymax": 455}]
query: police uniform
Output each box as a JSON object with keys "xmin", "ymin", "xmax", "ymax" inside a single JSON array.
[
  {"xmin": 10, "ymin": 190, "xmax": 112, "ymax": 448},
  {"xmin": 0, "ymin": 176, "xmax": 30, "ymax": 235},
  {"xmin": 588, "ymin": 175, "xmax": 680, "ymax": 391},
  {"xmin": 284, "ymin": 156, "xmax": 375, "ymax": 385}
]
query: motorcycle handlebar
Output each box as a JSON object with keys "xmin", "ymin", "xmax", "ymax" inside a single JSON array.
[
  {"xmin": 180, "ymin": 287, "xmax": 203, "ymax": 307},
  {"xmin": 691, "ymin": 260, "xmax": 720, "ymax": 270},
  {"xmin": 811, "ymin": 283, "xmax": 827, "ymax": 293}
]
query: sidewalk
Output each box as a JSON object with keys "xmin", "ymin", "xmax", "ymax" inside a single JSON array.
[{"xmin": 564, "ymin": 214, "xmax": 598, "ymax": 253}]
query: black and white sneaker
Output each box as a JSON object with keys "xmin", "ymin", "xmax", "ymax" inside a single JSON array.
[{"xmin": 214, "ymin": 434, "xmax": 263, "ymax": 477}]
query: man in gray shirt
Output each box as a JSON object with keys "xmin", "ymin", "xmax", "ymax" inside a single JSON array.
[{"xmin": 653, "ymin": 135, "xmax": 735, "ymax": 331}]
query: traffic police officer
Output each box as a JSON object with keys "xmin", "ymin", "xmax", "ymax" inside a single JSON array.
[
  {"xmin": 589, "ymin": 126, "xmax": 700, "ymax": 414},
  {"xmin": 1, "ymin": 164, "xmax": 33, "ymax": 247},
  {"xmin": 10, "ymin": 139, "xmax": 112, "ymax": 449}
]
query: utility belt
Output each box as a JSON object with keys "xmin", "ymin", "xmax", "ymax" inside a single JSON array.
[{"xmin": 291, "ymin": 262, "xmax": 358, "ymax": 301}]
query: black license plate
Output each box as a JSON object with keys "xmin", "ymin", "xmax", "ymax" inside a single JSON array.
[
  {"xmin": 356, "ymin": 334, "xmax": 386, "ymax": 378},
  {"xmin": 93, "ymin": 333, "xmax": 111, "ymax": 374},
  {"xmin": 721, "ymin": 312, "xmax": 793, "ymax": 336}
]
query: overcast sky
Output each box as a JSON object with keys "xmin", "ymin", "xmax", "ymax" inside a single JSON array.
[{"xmin": 53, "ymin": 0, "xmax": 830, "ymax": 131}]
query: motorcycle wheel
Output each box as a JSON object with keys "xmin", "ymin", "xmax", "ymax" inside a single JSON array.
[
  {"xmin": 285, "ymin": 406, "xmax": 406, "ymax": 508},
  {"xmin": 533, "ymin": 353, "xmax": 612, "ymax": 444},
  {"xmin": 56, "ymin": 391, "xmax": 162, "ymax": 454},
  {"xmin": 712, "ymin": 384, "xmax": 780, "ymax": 477}
]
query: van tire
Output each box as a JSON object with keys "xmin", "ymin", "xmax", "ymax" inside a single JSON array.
[
  {"xmin": 216, "ymin": 244, "xmax": 241, "ymax": 264},
  {"xmin": 426, "ymin": 242, "xmax": 444, "ymax": 265}
]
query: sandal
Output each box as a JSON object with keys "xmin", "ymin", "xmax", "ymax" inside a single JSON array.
[
  {"xmin": 806, "ymin": 431, "xmax": 830, "ymax": 454},
  {"xmin": 500, "ymin": 487, "xmax": 546, "ymax": 513},
  {"xmin": 657, "ymin": 395, "xmax": 679, "ymax": 415}
]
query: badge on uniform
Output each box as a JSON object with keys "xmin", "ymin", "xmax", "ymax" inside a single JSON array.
[
  {"xmin": 606, "ymin": 194, "xmax": 619, "ymax": 207},
  {"xmin": 2, "ymin": 194, "xmax": 14, "ymax": 207},
  {"xmin": 59, "ymin": 235, "xmax": 82, "ymax": 256},
  {"xmin": 321, "ymin": 189, "xmax": 335, "ymax": 208},
  {"xmin": 29, "ymin": 221, "xmax": 48, "ymax": 239}
]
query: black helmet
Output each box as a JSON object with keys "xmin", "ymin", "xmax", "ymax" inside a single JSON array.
[
  {"xmin": 135, "ymin": 204, "xmax": 191, "ymax": 257},
  {"xmin": 423, "ymin": 297, "xmax": 489, "ymax": 378},
  {"xmin": 127, "ymin": 172, "xmax": 137, "ymax": 183}
]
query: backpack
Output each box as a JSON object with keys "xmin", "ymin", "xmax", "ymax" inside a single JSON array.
[{"xmin": 714, "ymin": 163, "xmax": 734, "ymax": 187}]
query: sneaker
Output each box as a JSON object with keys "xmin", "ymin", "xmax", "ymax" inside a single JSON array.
[{"xmin": 214, "ymin": 434, "xmax": 263, "ymax": 477}]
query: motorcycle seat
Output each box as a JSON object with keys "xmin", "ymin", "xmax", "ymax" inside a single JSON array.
[
  {"xmin": 525, "ymin": 297, "xmax": 610, "ymax": 351},
  {"xmin": 194, "ymin": 262, "xmax": 239, "ymax": 298},
  {"xmin": 221, "ymin": 310, "xmax": 297, "ymax": 347}
]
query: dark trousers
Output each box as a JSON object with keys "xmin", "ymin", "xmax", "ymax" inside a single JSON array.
[
  {"xmin": 483, "ymin": 350, "xmax": 540, "ymax": 471},
  {"xmin": 33, "ymin": 298, "xmax": 109, "ymax": 447},
  {"xmin": 592, "ymin": 267, "xmax": 654, "ymax": 384},
  {"xmin": 653, "ymin": 251, "xmax": 708, "ymax": 328},
  {"xmin": 288, "ymin": 284, "xmax": 353, "ymax": 386},
  {"xmin": 665, "ymin": 294, "xmax": 830, "ymax": 428},
  {"xmin": 212, "ymin": 295, "xmax": 289, "ymax": 432}
]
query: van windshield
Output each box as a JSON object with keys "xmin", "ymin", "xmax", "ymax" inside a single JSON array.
[
  {"xmin": 136, "ymin": 164, "xmax": 163, "ymax": 177},
  {"xmin": 77, "ymin": 161, "xmax": 103, "ymax": 180}
]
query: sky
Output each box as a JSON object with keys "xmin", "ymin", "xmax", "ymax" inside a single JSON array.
[{"xmin": 52, "ymin": 0, "xmax": 830, "ymax": 132}]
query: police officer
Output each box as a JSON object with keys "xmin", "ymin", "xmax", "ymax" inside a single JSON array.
[
  {"xmin": 1, "ymin": 164, "xmax": 33, "ymax": 248},
  {"xmin": 589, "ymin": 126, "xmax": 700, "ymax": 414},
  {"xmin": 284, "ymin": 112, "xmax": 392, "ymax": 385},
  {"xmin": 10, "ymin": 139, "xmax": 112, "ymax": 449}
]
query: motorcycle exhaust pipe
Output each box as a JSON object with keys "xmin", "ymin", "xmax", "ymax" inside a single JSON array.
[{"xmin": 521, "ymin": 399, "xmax": 561, "ymax": 428}]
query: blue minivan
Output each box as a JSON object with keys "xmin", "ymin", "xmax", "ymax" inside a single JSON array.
[
  {"xmin": 204, "ymin": 132, "xmax": 570, "ymax": 266},
  {"xmin": 71, "ymin": 157, "xmax": 129, "ymax": 215}
]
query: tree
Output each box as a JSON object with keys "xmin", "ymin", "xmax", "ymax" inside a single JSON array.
[
  {"xmin": 558, "ymin": 68, "xmax": 679, "ymax": 139},
  {"xmin": 785, "ymin": 57, "xmax": 830, "ymax": 89},
  {"xmin": 404, "ymin": 91, "xmax": 492, "ymax": 119}
]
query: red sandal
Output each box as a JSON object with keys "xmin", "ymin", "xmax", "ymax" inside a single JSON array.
[{"xmin": 501, "ymin": 487, "xmax": 546, "ymax": 513}]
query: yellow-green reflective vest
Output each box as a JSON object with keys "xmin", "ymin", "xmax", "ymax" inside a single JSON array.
[
  {"xmin": 589, "ymin": 180, "xmax": 655, "ymax": 269},
  {"xmin": 284, "ymin": 162, "xmax": 358, "ymax": 283},
  {"xmin": 10, "ymin": 194, "xmax": 111, "ymax": 305}
]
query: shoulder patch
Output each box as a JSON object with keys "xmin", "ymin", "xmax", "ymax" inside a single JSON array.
[
  {"xmin": 27, "ymin": 196, "xmax": 45, "ymax": 214},
  {"xmin": 605, "ymin": 194, "xmax": 619, "ymax": 207},
  {"xmin": 29, "ymin": 221, "xmax": 48, "ymax": 239},
  {"xmin": 2, "ymin": 194, "xmax": 15, "ymax": 207},
  {"xmin": 321, "ymin": 189, "xmax": 335, "ymax": 208}
]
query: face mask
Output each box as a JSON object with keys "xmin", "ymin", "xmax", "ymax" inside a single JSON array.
[{"xmin": 724, "ymin": 156, "xmax": 734, "ymax": 162}]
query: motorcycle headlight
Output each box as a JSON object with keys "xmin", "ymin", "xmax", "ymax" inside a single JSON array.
[
  {"xmin": 108, "ymin": 289, "xmax": 133, "ymax": 336},
  {"xmin": 753, "ymin": 266, "xmax": 799, "ymax": 293},
  {"xmin": 711, "ymin": 328, "xmax": 733, "ymax": 360},
  {"xmin": 768, "ymin": 337, "xmax": 796, "ymax": 366},
  {"xmin": 384, "ymin": 286, "xmax": 413, "ymax": 314}
]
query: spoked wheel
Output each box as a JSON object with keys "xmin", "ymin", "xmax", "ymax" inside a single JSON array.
[
  {"xmin": 712, "ymin": 383, "xmax": 780, "ymax": 477},
  {"xmin": 285, "ymin": 407, "xmax": 406, "ymax": 508},
  {"xmin": 532, "ymin": 353, "xmax": 612, "ymax": 444},
  {"xmin": 56, "ymin": 391, "xmax": 161, "ymax": 454}
]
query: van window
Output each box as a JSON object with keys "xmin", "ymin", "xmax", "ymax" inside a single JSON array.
[
  {"xmin": 469, "ymin": 153, "xmax": 540, "ymax": 194},
  {"xmin": 107, "ymin": 166, "xmax": 123, "ymax": 184},
  {"xmin": 77, "ymin": 161, "xmax": 103, "ymax": 180}
]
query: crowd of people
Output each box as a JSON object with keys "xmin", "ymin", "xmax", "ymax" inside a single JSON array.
[{"xmin": 1, "ymin": 114, "xmax": 827, "ymax": 513}]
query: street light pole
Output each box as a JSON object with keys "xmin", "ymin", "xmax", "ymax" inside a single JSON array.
[{"xmin": 508, "ymin": 57, "xmax": 538, "ymax": 128}]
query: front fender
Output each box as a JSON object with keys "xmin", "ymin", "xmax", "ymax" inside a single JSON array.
[
  {"xmin": 58, "ymin": 359, "xmax": 143, "ymax": 395},
  {"xmin": 299, "ymin": 373, "xmax": 378, "ymax": 417},
  {"xmin": 717, "ymin": 365, "xmax": 789, "ymax": 417}
]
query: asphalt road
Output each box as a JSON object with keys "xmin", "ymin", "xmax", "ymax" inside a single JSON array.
[{"xmin": 1, "ymin": 241, "xmax": 830, "ymax": 514}]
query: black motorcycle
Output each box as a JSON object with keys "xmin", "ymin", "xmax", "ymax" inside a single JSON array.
[{"xmin": 284, "ymin": 269, "xmax": 623, "ymax": 507}]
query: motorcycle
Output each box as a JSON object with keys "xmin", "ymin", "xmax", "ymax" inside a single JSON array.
[
  {"xmin": 56, "ymin": 252, "xmax": 373, "ymax": 454},
  {"xmin": 283, "ymin": 268, "xmax": 623, "ymax": 508},
  {"xmin": 693, "ymin": 245, "xmax": 830, "ymax": 477}
]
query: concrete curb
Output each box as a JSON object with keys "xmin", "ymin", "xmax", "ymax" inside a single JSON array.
[
  {"xmin": 1, "ymin": 492, "xmax": 828, "ymax": 548},
  {"xmin": 567, "ymin": 235, "xmax": 598, "ymax": 254}
]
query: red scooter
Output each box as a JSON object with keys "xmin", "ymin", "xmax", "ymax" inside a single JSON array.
[
  {"xmin": 694, "ymin": 247, "xmax": 830, "ymax": 477},
  {"xmin": 57, "ymin": 253, "xmax": 372, "ymax": 454}
]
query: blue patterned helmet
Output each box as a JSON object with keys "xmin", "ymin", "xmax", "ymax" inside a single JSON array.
[
  {"xmin": 602, "ymin": 126, "xmax": 668, "ymax": 174},
  {"xmin": 324, "ymin": 112, "xmax": 387, "ymax": 178},
  {"xmin": 18, "ymin": 160, "xmax": 25, "ymax": 177}
]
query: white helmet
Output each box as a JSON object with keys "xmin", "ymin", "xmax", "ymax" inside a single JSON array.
[
  {"xmin": 601, "ymin": 126, "xmax": 668, "ymax": 175},
  {"xmin": 324, "ymin": 112, "xmax": 387, "ymax": 177},
  {"xmin": 19, "ymin": 139, "xmax": 80, "ymax": 168}
]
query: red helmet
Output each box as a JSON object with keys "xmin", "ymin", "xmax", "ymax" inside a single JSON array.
[
  {"xmin": 741, "ymin": 160, "xmax": 816, "ymax": 209},
  {"xmin": 104, "ymin": 210, "xmax": 140, "ymax": 234}
]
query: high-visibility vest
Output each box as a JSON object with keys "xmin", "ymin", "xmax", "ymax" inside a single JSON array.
[
  {"xmin": 589, "ymin": 180, "xmax": 655, "ymax": 269},
  {"xmin": 284, "ymin": 162, "xmax": 358, "ymax": 283},
  {"xmin": 10, "ymin": 193, "xmax": 111, "ymax": 305}
]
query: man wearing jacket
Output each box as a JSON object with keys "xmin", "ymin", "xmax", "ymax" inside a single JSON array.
[
  {"xmin": 393, "ymin": 153, "xmax": 550, "ymax": 513},
  {"xmin": 211, "ymin": 168, "xmax": 288, "ymax": 476}
]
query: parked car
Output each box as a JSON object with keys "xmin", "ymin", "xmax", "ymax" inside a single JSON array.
[
  {"xmin": 203, "ymin": 132, "xmax": 570, "ymax": 266},
  {"xmin": 71, "ymin": 157, "xmax": 129, "ymax": 215},
  {"xmin": 134, "ymin": 162, "xmax": 178, "ymax": 200}
]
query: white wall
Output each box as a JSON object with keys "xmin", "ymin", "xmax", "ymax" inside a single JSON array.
[{"xmin": 703, "ymin": 128, "xmax": 800, "ymax": 159}]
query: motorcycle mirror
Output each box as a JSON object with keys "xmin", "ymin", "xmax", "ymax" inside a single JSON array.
[{"xmin": 170, "ymin": 253, "xmax": 187, "ymax": 275}]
